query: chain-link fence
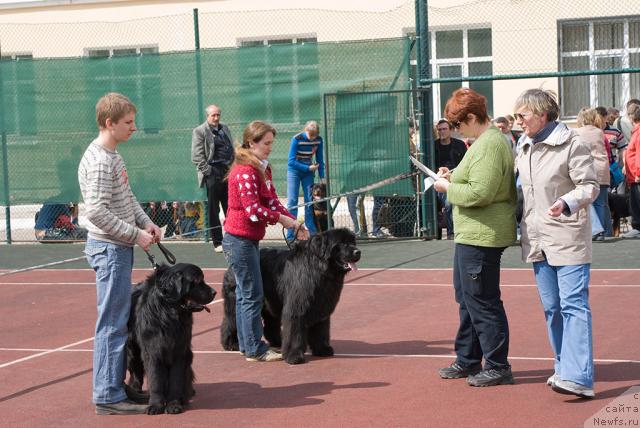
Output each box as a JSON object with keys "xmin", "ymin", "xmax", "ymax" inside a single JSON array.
[{"xmin": 1, "ymin": 0, "xmax": 639, "ymax": 242}]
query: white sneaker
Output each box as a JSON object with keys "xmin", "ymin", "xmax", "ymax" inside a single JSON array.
[
  {"xmin": 551, "ymin": 379, "xmax": 595, "ymax": 398},
  {"xmin": 621, "ymin": 228, "xmax": 640, "ymax": 238},
  {"xmin": 246, "ymin": 349, "xmax": 283, "ymax": 362},
  {"xmin": 214, "ymin": 245, "xmax": 223, "ymax": 253},
  {"xmin": 546, "ymin": 374, "xmax": 559, "ymax": 386}
]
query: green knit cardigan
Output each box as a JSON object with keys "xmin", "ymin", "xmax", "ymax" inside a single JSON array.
[{"xmin": 446, "ymin": 126, "xmax": 517, "ymax": 248}]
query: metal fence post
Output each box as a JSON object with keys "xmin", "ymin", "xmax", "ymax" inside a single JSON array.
[
  {"xmin": 193, "ymin": 8, "xmax": 209, "ymax": 243},
  {"xmin": 415, "ymin": 0, "xmax": 437, "ymax": 239},
  {"xmin": 0, "ymin": 43, "xmax": 11, "ymax": 244},
  {"xmin": 2, "ymin": 132, "xmax": 10, "ymax": 244}
]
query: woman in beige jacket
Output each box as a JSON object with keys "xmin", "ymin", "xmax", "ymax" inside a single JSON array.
[
  {"xmin": 514, "ymin": 89, "xmax": 599, "ymax": 399},
  {"xmin": 575, "ymin": 108, "xmax": 612, "ymax": 239}
]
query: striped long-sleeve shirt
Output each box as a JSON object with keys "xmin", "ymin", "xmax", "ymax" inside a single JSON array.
[
  {"xmin": 287, "ymin": 132, "xmax": 325, "ymax": 178},
  {"xmin": 78, "ymin": 141, "xmax": 151, "ymax": 246}
]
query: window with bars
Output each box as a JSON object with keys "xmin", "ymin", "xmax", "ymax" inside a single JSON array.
[
  {"xmin": 407, "ymin": 27, "xmax": 493, "ymax": 119},
  {"xmin": 0, "ymin": 53, "xmax": 36, "ymax": 135},
  {"xmin": 433, "ymin": 28, "xmax": 493, "ymax": 118},
  {"xmin": 83, "ymin": 45, "xmax": 162, "ymax": 132},
  {"xmin": 236, "ymin": 36, "xmax": 320, "ymax": 125},
  {"xmin": 559, "ymin": 18, "xmax": 640, "ymax": 118}
]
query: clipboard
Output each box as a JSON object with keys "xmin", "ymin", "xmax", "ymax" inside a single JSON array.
[{"xmin": 409, "ymin": 156, "xmax": 440, "ymax": 181}]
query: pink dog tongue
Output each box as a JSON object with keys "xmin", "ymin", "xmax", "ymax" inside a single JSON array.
[{"xmin": 348, "ymin": 262, "xmax": 358, "ymax": 272}]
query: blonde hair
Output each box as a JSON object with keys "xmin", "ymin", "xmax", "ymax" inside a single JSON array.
[
  {"xmin": 304, "ymin": 120, "xmax": 319, "ymax": 133},
  {"xmin": 514, "ymin": 89, "xmax": 559, "ymax": 122},
  {"xmin": 95, "ymin": 92, "xmax": 136, "ymax": 128},
  {"xmin": 576, "ymin": 108, "xmax": 603, "ymax": 128}
]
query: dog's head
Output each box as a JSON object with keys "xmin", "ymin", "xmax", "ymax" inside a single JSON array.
[
  {"xmin": 306, "ymin": 228, "xmax": 361, "ymax": 272},
  {"xmin": 155, "ymin": 263, "xmax": 216, "ymax": 312},
  {"xmin": 311, "ymin": 183, "xmax": 327, "ymax": 201}
]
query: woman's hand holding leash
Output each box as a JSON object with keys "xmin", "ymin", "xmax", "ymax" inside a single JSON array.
[{"xmin": 294, "ymin": 223, "xmax": 310, "ymax": 240}]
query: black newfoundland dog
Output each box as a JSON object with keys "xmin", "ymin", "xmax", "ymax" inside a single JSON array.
[
  {"xmin": 221, "ymin": 228, "xmax": 361, "ymax": 364},
  {"xmin": 127, "ymin": 263, "xmax": 216, "ymax": 415}
]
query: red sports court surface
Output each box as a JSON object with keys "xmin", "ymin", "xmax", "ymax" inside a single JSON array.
[{"xmin": 0, "ymin": 267, "xmax": 638, "ymax": 427}]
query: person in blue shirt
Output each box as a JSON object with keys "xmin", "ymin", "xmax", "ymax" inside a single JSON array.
[{"xmin": 286, "ymin": 121, "xmax": 325, "ymax": 240}]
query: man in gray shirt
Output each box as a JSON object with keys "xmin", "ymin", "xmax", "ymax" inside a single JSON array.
[{"xmin": 191, "ymin": 104, "xmax": 234, "ymax": 252}]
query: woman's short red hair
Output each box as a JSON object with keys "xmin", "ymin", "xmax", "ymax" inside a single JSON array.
[{"xmin": 444, "ymin": 88, "xmax": 489, "ymax": 125}]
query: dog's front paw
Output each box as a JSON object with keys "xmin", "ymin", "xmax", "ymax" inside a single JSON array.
[
  {"xmin": 146, "ymin": 404, "xmax": 165, "ymax": 415},
  {"xmin": 285, "ymin": 353, "xmax": 306, "ymax": 365},
  {"xmin": 165, "ymin": 400, "xmax": 184, "ymax": 414},
  {"xmin": 312, "ymin": 345, "xmax": 334, "ymax": 357}
]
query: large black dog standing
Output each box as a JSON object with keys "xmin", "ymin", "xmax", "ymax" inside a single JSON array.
[
  {"xmin": 127, "ymin": 263, "xmax": 216, "ymax": 415},
  {"xmin": 221, "ymin": 228, "xmax": 361, "ymax": 364}
]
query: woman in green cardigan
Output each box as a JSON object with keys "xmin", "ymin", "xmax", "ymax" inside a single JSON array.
[{"xmin": 433, "ymin": 88, "xmax": 517, "ymax": 387}]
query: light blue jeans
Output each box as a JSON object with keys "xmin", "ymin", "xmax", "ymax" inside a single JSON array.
[
  {"xmin": 533, "ymin": 259, "xmax": 594, "ymax": 388},
  {"xmin": 222, "ymin": 233, "xmax": 270, "ymax": 358},
  {"xmin": 347, "ymin": 194, "xmax": 362, "ymax": 235},
  {"xmin": 84, "ymin": 238, "xmax": 133, "ymax": 404},
  {"xmin": 371, "ymin": 196, "xmax": 385, "ymax": 235},
  {"xmin": 592, "ymin": 185, "xmax": 612, "ymax": 237},
  {"xmin": 286, "ymin": 169, "xmax": 317, "ymax": 240}
]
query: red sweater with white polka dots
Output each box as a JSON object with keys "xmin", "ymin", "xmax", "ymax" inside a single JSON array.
[{"xmin": 224, "ymin": 163, "xmax": 294, "ymax": 241}]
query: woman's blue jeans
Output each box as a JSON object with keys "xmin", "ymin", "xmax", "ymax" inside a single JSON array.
[
  {"xmin": 286, "ymin": 169, "xmax": 317, "ymax": 240},
  {"xmin": 221, "ymin": 233, "xmax": 269, "ymax": 358},
  {"xmin": 84, "ymin": 238, "xmax": 133, "ymax": 404},
  {"xmin": 592, "ymin": 185, "xmax": 612, "ymax": 237},
  {"xmin": 533, "ymin": 260, "xmax": 594, "ymax": 388}
]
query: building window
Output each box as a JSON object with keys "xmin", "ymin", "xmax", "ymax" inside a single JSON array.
[
  {"xmin": 236, "ymin": 36, "xmax": 319, "ymax": 125},
  {"xmin": 0, "ymin": 53, "xmax": 36, "ymax": 135},
  {"xmin": 84, "ymin": 45, "xmax": 162, "ymax": 132},
  {"xmin": 559, "ymin": 18, "xmax": 640, "ymax": 118},
  {"xmin": 430, "ymin": 27, "xmax": 493, "ymax": 119}
]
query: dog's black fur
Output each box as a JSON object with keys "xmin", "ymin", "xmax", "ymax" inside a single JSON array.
[
  {"xmin": 221, "ymin": 228, "xmax": 361, "ymax": 364},
  {"xmin": 127, "ymin": 263, "xmax": 216, "ymax": 415},
  {"xmin": 609, "ymin": 191, "xmax": 631, "ymax": 237},
  {"xmin": 311, "ymin": 183, "xmax": 328, "ymax": 232}
]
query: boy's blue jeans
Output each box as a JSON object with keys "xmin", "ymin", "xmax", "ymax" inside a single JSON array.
[
  {"xmin": 533, "ymin": 259, "xmax": 594, "ymax": 388},
  {"xmin": 286, "ymin": 169, "xmax": 317, "ymax": 240},
  {"xmin": 222, "ymin": 233, "xmax": 270, "ymax": 358},
  {"xmin": 84, "ymin": 238, "xmax": 133, "ymax": 404}
]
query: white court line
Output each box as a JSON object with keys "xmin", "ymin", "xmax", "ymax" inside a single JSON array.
[
  {"xmin": 0, "ymin": 337, "xmax": 95, "ymax": 369},
  {"xmin": 345, "ymin": 282, "xmax": 640, "ymax": 288},
  {"xmin": 1, "ymin": 282, "xmax": 637, "ymax": 288},
  {"xmin": 13, "ymin": 267, "xmax": 640, "ymax": 272},
  {"xmin": 0, "ymin": 282, "xmax": 224, "ymax": 286},
  {"xmin": 0, "ymin": 299, "xmax": 224, "ymax": 369},
  {"xmin": 0, "ymin": 348, "xmax": 637, "ymax": 364}
]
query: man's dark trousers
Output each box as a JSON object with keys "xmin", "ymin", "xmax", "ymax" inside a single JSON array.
[{"xmin": 206, "ymin": 174, "xmax": 228, "ymax": 247}]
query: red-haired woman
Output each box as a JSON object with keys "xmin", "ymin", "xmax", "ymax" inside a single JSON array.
[
  {"xmin": 433, "ymin": 88, "xmax": 517, "ymax": 387},
  {"xmin": 222, "ymin": 120, "xmax": 308, "ymax": 362}
]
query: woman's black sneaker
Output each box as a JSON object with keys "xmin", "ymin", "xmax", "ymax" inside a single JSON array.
[
  {"xmin": 467, "ymin": 367, "xmax": 514, "ymax": 387},
  {"xmin": 438, "ymin": 362, "xmax": 482, "ymax": 379}
]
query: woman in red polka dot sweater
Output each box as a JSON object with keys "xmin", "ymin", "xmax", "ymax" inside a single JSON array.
[{"xmin": 222, "ymin": 120, "xmax": 309, "ymax": 362}]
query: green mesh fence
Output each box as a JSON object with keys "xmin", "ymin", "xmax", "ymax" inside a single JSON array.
[{"xmin": 2, "ymin": 0, "xmax": 640, "ymax": 242}]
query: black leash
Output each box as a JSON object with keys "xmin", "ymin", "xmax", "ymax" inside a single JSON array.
[
  {"xmin": 283, "ymin": 223, "xmax": 307, "ymax": 250},
  {"xmin": 144, "ymin": 242, "xmax": 177, "ymax": 269}
]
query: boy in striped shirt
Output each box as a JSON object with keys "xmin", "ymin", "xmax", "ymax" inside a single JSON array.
[{"xmin": 78, "ymin": 92, "xmax": 161, "ymax": 415}]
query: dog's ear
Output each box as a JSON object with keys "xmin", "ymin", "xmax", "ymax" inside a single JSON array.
[
  {"xmin": 306, "ymin": 233, "xmax": 331, "ymax": 261},
  {"xmin": 158, "ymin": 267, "xmax": 189, "ymax": 302}
]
